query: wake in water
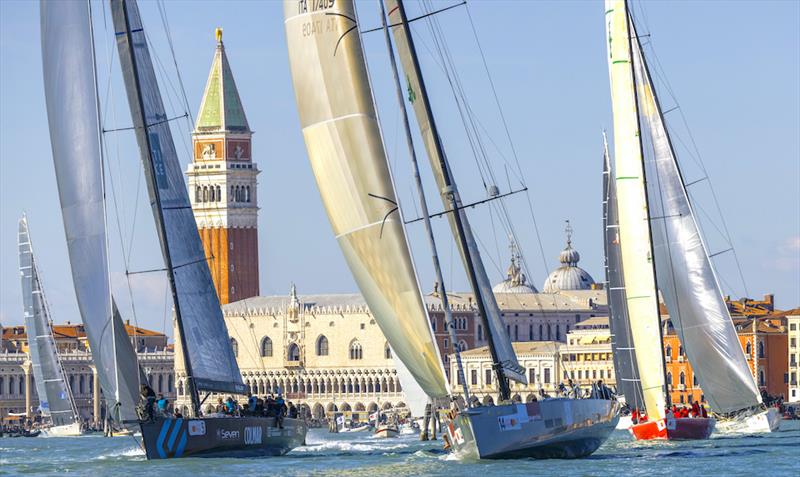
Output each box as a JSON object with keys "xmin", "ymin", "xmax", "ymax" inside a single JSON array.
[{"xmin": 95, "ymin": 446, "xmax": 146, "ymax": 460}]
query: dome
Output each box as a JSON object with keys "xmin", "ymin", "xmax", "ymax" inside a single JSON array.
[
  {"xmin": 492, "ymin": 238, "xmax": 538, "ymax": 294},
  {"xmin": 542, "ymin": 221, "xmax": 595, "ymax": 293}
]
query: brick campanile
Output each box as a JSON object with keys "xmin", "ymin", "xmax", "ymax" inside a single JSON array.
[{"xmin": 187, "ymin": 28, "xmax": 259, "ymax": 304}]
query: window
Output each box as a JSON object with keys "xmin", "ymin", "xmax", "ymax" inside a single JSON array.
[
  {"xmin": 758, "ymin": 341, "xmax": 765, "ymax": 358},
  {"xmin": 667, "ymin": 372, "xmax": 673, "ymax": 385},
  {"xmin": 316, "ymin": 335, "xmax": 329, "ymax": 356},
  {"xmin": 693, "ymin": 374, "xmax": 698, "ymax": 386},
  {"xmin": 349, "ymin": 340, "xmax": 363, "ymax": 360},
  {"xmin": 230, "ymin": 338, "xmax": 238, "ymax": 357},
  {"xmin": 457, "ymin": 340, "xmax": 467, "ymax": 352},
  {"xmin": 210, "ymin": 185, "xmax": 216, "ymax": 202},
  {"xmin": 485, "ymin": 369, "xmax": 492, "ymax": 385},
  {"xmin": 544, "ymin": 368, "xmax": 551, "ymax": 384},
  {"xmin": 431, "ymin": 318, "xmax": 436, "ymax": 332},
  {"xmin": 759, "ymin": 369, "xmax": 765, "ymax": 386},
  {"xmin": 287, "ymin": 343, "xmax": 300, "ymax": 361},
  {"xmin": 514, "ymin": 325, "xmax": 519, "ymax": 341},
  {"xmin": 477, "ymin": 324, "xmax": 482, "ymax": 341},
  {"xmin": 665, "ymin": 344, "xmax": 672, "ymax": 358},
  {"xmin": 547, "ymin": 324, "xmax": 551, "ymax": 340},
  {"xmin": 216, "ymin": 185, "xmax": 221, "ymax": 202},
  {"xmin": 790, "ymin": 323, "xmax": 796, "ymax": 331},
  {"xmin": 506, "ymin": 325, "xmax": 511, "ymax": 337},
  {"xmin": 443, "ymin": 338, "xmax": 449, "ymax": 350},
  {"xmin": 791, "ymin": 338, "xmax": 796, "ymax": 348},
  {"xmin": 529, "ymin": 324, "xmax": 533, "ymax": 341},
  {"xmin": 195, "ymin": 186, "xmax": 201, "ymax": 203},
  {"xmin": 528, "ymin": 368, "xmax": 536, "ymax": 383},
  {"xmin": 384, "ymin": 342, "xmax": 392, "ymax": 359},
  {"xmin": 679, "ymin": 345, "xmax": 684, "ymax": 356},
  {"xmin": 471, "ymin": 369, "xmax": 478, "ymax": 385},
  {"xmin": 746, "ymin": 341, "xmax": 752, "ymax": 355},
  {"xmin": 231, "ymin": 185, "xmax": 235, "ymax": 201},
  {"xmin": 539, "ymin": 324, "xmax": 543, "ymax": 340},
  {"xmin": 679, "ymin": 372, "xmax": 686, "ymax": 385},
  {"xmin": 555, "ymin": 324, "xmax": 560, "ymax": 341},
  {"xmin": 260, "ymin": 336, "xmax": 273, "ymax": 357},
  {"xmin": 246, "ymin": 186, "xmax": 251, "ymax": 203}
]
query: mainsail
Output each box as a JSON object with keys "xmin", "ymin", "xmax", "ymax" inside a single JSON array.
[
  {"xmin": 605, "ymin": 0, "xmax": 666, "ymax": 420},
  {"xmin": 111, "ymin": 0, "xmax": 244, "ymax": 396},
  {"xmin": 629, "ymin": 21, "xmax": 761, "ymax": 414},
  {"xmin": 385, "ymin": 0, "xmax": 526, "ymax": 385},
  {"xmin": 603, "ymin": 135, "xmax": 642, "ymax": 408},
  {"xmin": 18, "ymin": 217, "xmax": 78, "ymax": 427},
  {"xmin": 284, "ymin": 0, "xmax": 448, "ymax": 398},
  {"xmin": 41, "ymin": 0, "xmax": 141, "ymax": 422}
]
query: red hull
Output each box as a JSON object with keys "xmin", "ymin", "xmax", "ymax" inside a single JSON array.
[{"xmin": 629, "ymin": 417, "xmax": 715, "ymax": 440}]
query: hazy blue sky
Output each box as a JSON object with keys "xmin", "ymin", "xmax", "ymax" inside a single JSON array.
[{"xmin": 1, "ymin": 1, "xmax": 798, "ymax": 339}]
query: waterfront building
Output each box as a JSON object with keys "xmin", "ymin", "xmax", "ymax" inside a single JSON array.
[
  {"xmin": 787, "ymin": 310, "xmax": 800, "ymax": 402},
  {"xmin": 187, "ymin": 28, "xmax": 259, "ymax": 305},
  {"xmin": 560, "ymin": 316, "xmax": 615, "ymax": 388},
  {"xmin": 0, "ymin": 324, "xmax": 174, "ymax": 423}
]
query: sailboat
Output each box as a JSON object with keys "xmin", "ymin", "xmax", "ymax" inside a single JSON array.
[
  {"xmin": 605, "ymin": 0, "xmax": 778, "ymax": 439},
  {"xmin": 42, "ymin": 0, "xmax": 307, "ymax": 458},
  {"xmin": 284, "ymin": 0, "xmax": 618, "ymax": 459},
  {"xmin": 18, "ymin": 216, "xmax": 83, "ymax": 437}
]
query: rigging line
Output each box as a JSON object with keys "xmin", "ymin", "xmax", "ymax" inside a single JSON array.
[
  {"xmin": 156, "ymin": 0, "xmax": 195, "ymax": 127},
  {"xmin": 361, "ymin": 2, "xmax": 466, "ymax": 33},
  {"xmin": 403, "ymin": 187, "xmax": 528, "ymax": 224},
  {"xmin": 463, "ymin": 2, "xmax": 525, "ymax": 182},
  {"xmin": 125, "ymin": 254, "xmax": 215, "ymax": 276},
  {"xmin": 102, "ymin": 113, "xmax": 189, "ymax": 133}
]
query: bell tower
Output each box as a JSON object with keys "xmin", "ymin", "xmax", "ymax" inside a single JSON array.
[{"xmin": 187, "ymin": 28, "xmax": 259, "ymax": 304}]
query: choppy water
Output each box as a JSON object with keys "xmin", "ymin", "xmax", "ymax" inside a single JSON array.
[{"xmin": 2, "ymin": 428, "xmax": 798, "ymax": 476}]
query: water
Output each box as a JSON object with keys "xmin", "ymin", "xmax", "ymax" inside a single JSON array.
[{"xmin": 2, "ymin": 428, "xmax": 798, "ymax": 476}]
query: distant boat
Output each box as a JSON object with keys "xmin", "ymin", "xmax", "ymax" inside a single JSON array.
[
  {"xmin": 41, "ymin": 0, "xmax": 307, "ymax": 458},
  {"xmin": 284, "ymin": 0, "xmax": 618, "ymax": 459},
  {"xmin": 604, "ymin": 0, "xmax": 777, "ymax": 438},
  {"xmin": 17, "ymin": 216, "xmax": 83, "ymax": 438},
  {"xmin": 374, "ymin": 424, "xmax": 399, "ymax": 439}
]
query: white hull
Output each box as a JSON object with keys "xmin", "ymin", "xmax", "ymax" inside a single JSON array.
[
  {"xmin": 340, "ymin": 424, "xmax": 370, "ymax": 433},
  {"xmin": 374, "ymin": 425, "xmax": 399, "ymax": 438},
  {"xmin": 615, "ymin": 415, "xmax": 632, "ymax": 430},
  {"xmin": 717, "ymin": 408, "xmax": 780, "ymax": 434},
  {"xmin": 40, "ymin": 422, "xmax": 83, "ymax": 437}
]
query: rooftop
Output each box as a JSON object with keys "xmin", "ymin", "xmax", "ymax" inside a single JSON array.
[{"xmin": 194, "ymin": 28, "xmax": 249, "ymax": 133}]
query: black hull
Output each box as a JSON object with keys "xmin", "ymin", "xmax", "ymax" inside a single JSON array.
[{"xmin": 140, "ymin": 416, "xmax": 307, "ymax": 459}]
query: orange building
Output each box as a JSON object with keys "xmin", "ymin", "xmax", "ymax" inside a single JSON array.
[
  {"xmin": 663, "ymin": 294, "xmax": 790, "ymax": 405},
  {"xmin": 187, "ymin": 28, "xmax": 259, "ymax": 305}
]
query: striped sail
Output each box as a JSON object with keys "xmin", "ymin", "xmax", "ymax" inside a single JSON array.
[
  {"xmin": 41, "ymin": 0, "xmax": 141, "ymax": 422},
  {"xmin": 630, "ymin": 23, "xmax": 761, "ymax": 414},
  {"xmin": 384, "ymin": 0, "xmax": 525, "ymax": 384},
  {"xmin": 284, "ymin": 0, "xmax": 448, "ymax": 398},
  {"xmin": 605, "ymin": 0, "xmax": 666, "ymax": 420},
  {"xmin": 18, "ymin": 217, "xmax": 78, "ymax": 426},
  {"xmin": 111, "ymin": 0, "xmax": 244, "ymax": 395},
  {"xmin": 603, "ymin": 137, "xmax": 643, "ymax": 409}
]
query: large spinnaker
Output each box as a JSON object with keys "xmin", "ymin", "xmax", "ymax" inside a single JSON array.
[
  {"xmin": 385, "ymin": 0, "xmax": 526, "ymax": 385},
  {"xmin": 284, "ymin": 0, "xmax": 448, "ymax": 398},
  {"xmin": 18, "ymin": 217, "xmax": 78, "ymax": 427},
  {"xmin": 111, "ymin": 0, "xmax": 244, "ymax": 395},
  {"xmin": 41, "ymin": 0, "xmax": 140, "ymax": 422},
  {"xmin": 630, "ymin": 24, "xmax": 761, "ymax": 414},
  {"xmin": 603, "ymin": 140, "xmax": 643, "ymax": 409},
  {"xmin": 605, "ymin": 0, "xmax": 666, "ymax": 420}
]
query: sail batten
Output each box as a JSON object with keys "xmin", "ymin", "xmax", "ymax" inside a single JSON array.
[
  {"xmin": 630, "ymin": 21, "xmax": 761, "ymax": 413},
  {"xmin": 41, "ymin": 0, "xmax": 141, "ymax": 422},
  {"xmin": 605, "ymin": 0, "xmax": 666, "ymax": 420},
  {"xmin": 385, "ymin": 0, "xmax": 525, "ymax": 386},
  {"xmin": 284, "ymin": 0, "xmax": 448, "ymax": 398},
  {"xmin": 111, "ymin": 0, "xmax": 244, "ymax": 396}
]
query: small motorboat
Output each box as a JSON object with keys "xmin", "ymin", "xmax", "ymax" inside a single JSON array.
[
  {"xmin": 40, "ymin": 422, "xmax": 83, "ymax": 437},
  {"xmin": 374, "ymin": 424, "xmax": 399, "ymax": 438}
]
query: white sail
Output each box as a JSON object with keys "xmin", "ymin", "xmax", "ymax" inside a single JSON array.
[
  {"xmin": 284, "ymin": 0, "xmax": 448, "ymax": 398},
  {"xmin": 111, "ymin": 0, "xmax": 244, "ymax": 395},
  {"xmin": 40, "ymin": 0, "xmax": 141, "ymax": 422},
  {"xmin": 603, "ymin": 138, "xmax": 643, "ymax": 408},
  {"xmin": 630, "ymin": 24, "xmax": 761, "ymax": 414},
  {"xmin": 18, "ymin": 217, "xmax": 78, "ymax": 426},
  {"xmin": 393, "ymin": 354, "xmax": 429, "ymax": 418},
  {"xmin": 605, "ymin": 0, "xmax": 666, "ymax": 420},
  {"xmin": 385, "ymin": 0, "xmax": 526, "ymax": 385}
]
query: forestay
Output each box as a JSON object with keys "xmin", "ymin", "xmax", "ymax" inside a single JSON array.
[
  {"xmin": 630, "ymin": 24, "xmax": 761, "ymax": 414},
  {"xmin": 41, "ymin": 0, "xmax": 141, "ymax": 422},
  {"xmin": 283, "ymin": 0, "xmax": 448, "ymax": 398},
  {"xmin": 385, "ymin": 0, "xmax": 526, "ymax": 384},
  {"xmin": 605, "ymin": 0, "xmax": 666, "ymax": 420},
  {"xmin": 603, "ymin": 140, "xmax": 643, "ymax": 409},
  {"xmin": 111, "ymin": 0, "xmax": 244, "ymax": 395}
]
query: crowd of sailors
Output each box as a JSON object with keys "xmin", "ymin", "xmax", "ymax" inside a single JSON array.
[{"xmin": 629, "ymin": 401, "xmax": 709, "ymax": 424}]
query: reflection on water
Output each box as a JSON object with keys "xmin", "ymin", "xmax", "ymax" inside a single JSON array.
[{"xmin": 2, "ymin": 427, "xmax": 798, "ymax": 476}]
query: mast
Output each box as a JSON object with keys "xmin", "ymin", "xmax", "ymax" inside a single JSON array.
[
  {"xmin": 379, "ymin": 1, "xmax": 470, "ymax": 403},
  {"xmin": 622, "ymin": 1, "xmax": 671, "ymax": 407},
  {"xmin": 115, "ymin": 0, "xmax": 199, "ymax": 416},
  {"xmin": 386, "ymin": 0, "xmax": 513, "ymax": 401}
]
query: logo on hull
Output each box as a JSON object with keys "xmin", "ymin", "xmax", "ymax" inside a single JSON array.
[{"xmin": 245, "ymin": 426, "xmax": 263, "ymax": 445}]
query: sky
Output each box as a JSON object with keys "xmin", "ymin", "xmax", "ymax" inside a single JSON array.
[{"xmin": 1, "ymin": 0, "xmax": 798, "ymax": 340}]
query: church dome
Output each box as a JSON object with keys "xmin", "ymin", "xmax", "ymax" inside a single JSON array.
[
  {"xmin": 492, "ymin": 239, "xmax": 538, "ymax": 294},
  {"xmin": 543, "ymin": 221, "xmax": 595, "ymax": 293}
]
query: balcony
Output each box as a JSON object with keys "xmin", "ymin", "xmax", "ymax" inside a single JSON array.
[
  {"xmin": 285, "ymin": 360, "xmax": 304, "ymax": 368},
  {"xmin": 678, "ymin": 355, "xmax": 685, "ymax": 363},
  {"xmin": 665, "ymin": 356, "xmax": 671, "ymax": 363},
  {"xmin": 678, "ymin": 384, "xmax": 686, "ymax": 391}
]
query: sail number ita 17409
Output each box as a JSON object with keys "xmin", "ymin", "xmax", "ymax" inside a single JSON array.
[{"xmin": 297, "ymin": 0, "xmax": 335, "ymax": 14}]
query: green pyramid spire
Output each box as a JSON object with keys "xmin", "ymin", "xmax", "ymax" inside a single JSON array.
[{"xmin": 195, "ymin": 29, "xmax": 249, "ymax": 133}]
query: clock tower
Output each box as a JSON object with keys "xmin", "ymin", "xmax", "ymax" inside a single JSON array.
[{"xmin": 187, "ymin": 28, "xmax": 259, "ymax": 304}]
